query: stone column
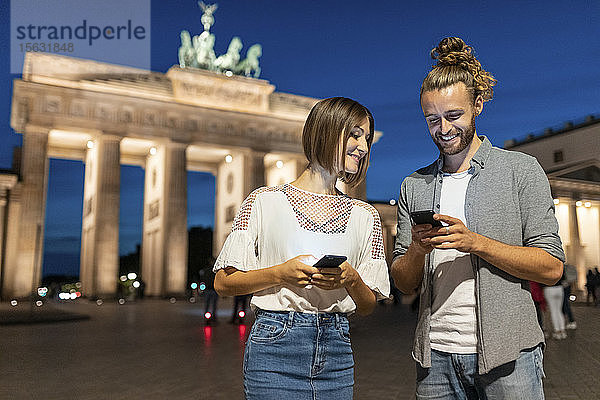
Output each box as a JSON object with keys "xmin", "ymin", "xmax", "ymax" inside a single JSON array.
[
  {"xmin": 568, "ymin": 199, "xmax": 584, "ymax": 290},
  {"xmin": 141, "ymin": 142, "xmax": 188, "ymax": 296},
  {"xmin": 1, "ymin": 187, "xmax": 22, "ymax": 300},
  {"xmin": 163, "ymin": 143, "xmax": 188, "ymax": 296},
  {"xmin": 243, "ymin": 150, "xmax": 266, "ymax": 197},
  {"xmin": 80, "ymin": 135, "xmax": 121, "ymax": 298},
  {"xmin": 0, "ymin": 191, "xmax": 7, "ymax": 298},
  {"xmin": 13, "ymin": 126, "xmax": 49, "ymax": 298},
  {"xmin": 213, "ymin": 151, "xmax": 265, "ymax": 258}
]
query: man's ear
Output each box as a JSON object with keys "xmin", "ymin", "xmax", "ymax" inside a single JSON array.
[{"xmin": 474, "ymin": 95, "xmax": 484, "ymax": 116}]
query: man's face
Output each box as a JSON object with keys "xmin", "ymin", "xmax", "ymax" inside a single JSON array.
[{"xmin": 421, "ymin": 83, "xmax": 482, "ymax": 156}]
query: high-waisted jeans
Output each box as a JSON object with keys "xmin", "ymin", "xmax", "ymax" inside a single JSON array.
[{"xmin": 243, "ymin": 309, "xmax": 354, "ymax": 400}]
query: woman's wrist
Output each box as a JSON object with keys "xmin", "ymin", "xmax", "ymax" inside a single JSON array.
[{"xmin": 345, "ymin": 266, "xmax": 362, "ymax": 289}]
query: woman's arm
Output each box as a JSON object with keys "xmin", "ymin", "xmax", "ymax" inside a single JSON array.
[
  {"xmin": 311, "ymin": 262, "xmax": 377, "ymax": 316},
  {"xmin": 214, "ymin": 255, "xmax": 320, "ymax": 297}
]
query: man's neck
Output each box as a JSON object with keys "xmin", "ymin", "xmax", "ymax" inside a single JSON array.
[{"xmin": 442, "ymin": 135, "xmax": 483, "ymax": 173}]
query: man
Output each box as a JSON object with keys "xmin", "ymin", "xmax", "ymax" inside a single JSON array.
[{"xmin": 391, "ymin": 37, "xmax": 565, "ymax": 399}]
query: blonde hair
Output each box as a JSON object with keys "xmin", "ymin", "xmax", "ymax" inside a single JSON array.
[
  {"xmin": 302, "ymin": 97, "xmax": 374, "ymax": 187},
  {"xmin": 421, "ymin": 37, "xmax": 497, "ymax": 102}
]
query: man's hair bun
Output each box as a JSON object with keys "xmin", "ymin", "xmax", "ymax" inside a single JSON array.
[
  {"xmin": 421, "ymin": 36, "xmax": 496, "ymax": 102},
  {"xmin": 431, "ymin": 37, "xmax": 474, "ymax": 69}
]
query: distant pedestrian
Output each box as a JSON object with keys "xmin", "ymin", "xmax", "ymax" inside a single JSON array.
[
  {"xmin": 530, "ymin": 281, "xmax": 546, "ymax": 331},
  {"xmin": 230, "ymin": 294, "xmax": 249, "ymax": 324},
  {"xmin": 544, "ymin": 278, "xmax": 567, "ymax": 340},
  {"xmin": 594, "ymin": 268, "xmax": 600, "ymax": 306},
  {"xmin": 586, "ymin": 268, "xmax": 598, "ymax": 305},
  {"xmin": 204, "ymin": 269, "xmax": 218, "ymax": 321}
]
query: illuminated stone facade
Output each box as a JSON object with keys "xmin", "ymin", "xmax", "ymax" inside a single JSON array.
[{"xmin": 505, "ymin": 118, "xmax": 600, "ymax": 290}]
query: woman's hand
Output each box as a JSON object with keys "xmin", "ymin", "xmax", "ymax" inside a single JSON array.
[
  {"xmin": 276, "ymin": 255, "xmax": 320, "ymax": 287},
  {"xmin": 310, "ymin": 261, "xmax": 359, "ymax": 290}
]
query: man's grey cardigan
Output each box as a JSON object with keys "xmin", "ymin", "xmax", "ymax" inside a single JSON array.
[{"xmin": 393, "ymin": 136, "xmax": 565, "ymax": 374}]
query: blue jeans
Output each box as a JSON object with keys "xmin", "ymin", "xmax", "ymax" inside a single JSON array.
[
  {"xmin": 416, "ymin": 346, "xmax": 545, "ymax": 399},
  {"xmin": 243, "ymin": 309, "xmax": 354, "ymax": 400}
]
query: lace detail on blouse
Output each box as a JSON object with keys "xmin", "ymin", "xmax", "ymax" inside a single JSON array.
[
  {"xmin": 283, "ymin": 184, "xmax": 354, "ymax": 234},
  {"xmin": 353, "ymin": 200, "xmax": 385, "ymax": 260},
  {"xmin": 231, "ymin": 184, "xmax": 385, "ymax": 260},
  {"xmin": 231, "ymin": 186, "xmax": 278, "ymax": 232}
]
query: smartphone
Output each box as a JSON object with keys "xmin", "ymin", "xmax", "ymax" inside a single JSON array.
[
  {"xmin": 410, "ymin": 210, "xmax": 443, "ymax": 227},
  {"xmin": 313, "ymin": 255, "xmax": 347, "ymax": 268}
]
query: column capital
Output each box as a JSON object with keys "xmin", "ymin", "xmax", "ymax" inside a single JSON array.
[
  {"xmin": 23, "ymin": 124, "xmax": 51, "ymax": 136},
  {"xmin": 246, "ymin": 148, "xmax": 268, "ymax": 157},
  {"xmin": 166, "ymin": 141, "xmax": 188, "ymax": 150},
  {"xmin": 96, "ymin": 133, "xmax": 123, "ymax": 143}
]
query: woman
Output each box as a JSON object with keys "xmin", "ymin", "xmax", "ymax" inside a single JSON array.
[{"xmin": 214, "ymin": 97, "xmax": 390, "ymax": 399}]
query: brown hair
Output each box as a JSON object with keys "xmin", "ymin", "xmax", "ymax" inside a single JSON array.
[
  {"xmin": 302, "ymin": 97, "xmax": 374, "ymax": 187},
  {"xmin": 421, "ymin": 37, "xmax": 497, "ymax": 102}
]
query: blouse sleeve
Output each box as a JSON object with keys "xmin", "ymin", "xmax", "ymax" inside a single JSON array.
[
  {"xmin": 213, "ymin": 189, "xmax": 262, "ymax": 272},
  {"xmin": 354, "ymin": 205, "xmax": 391, "ymax": 300}
]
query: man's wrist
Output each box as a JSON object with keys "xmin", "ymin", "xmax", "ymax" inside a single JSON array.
[
  {"xmin": 469, "ymin": 232, "xmax": 486, "ymax": 256},
  {"xmin": 408, "ymin": 241, "xmax": 428, "ymax": 257}
]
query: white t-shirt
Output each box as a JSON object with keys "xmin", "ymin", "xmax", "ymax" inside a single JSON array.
[
  {"xmin": 429, "ymin": 169, "xmax": 477, "ymax": 354},
  {"xmin": 214, "ymin": 184, "xmax": 390, "ymax": 313}
]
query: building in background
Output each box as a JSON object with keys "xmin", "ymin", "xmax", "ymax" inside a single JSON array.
[{"xmin": 505, "ymin": 116, "xmax": 600, "ymax": 291}]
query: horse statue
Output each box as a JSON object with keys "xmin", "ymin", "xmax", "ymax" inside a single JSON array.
[
  {"xmin": 234, "ymin": 44, "xmax": 262, "ymax": 78},
  {"xmin": 178, "ymin": 30, "xmax": 196, "ymax": 68},
  {"xmin": 193, "ymin": 32, "xmax": 216, "ymax": 70},
  {"xmin": 214, "ymin": 37, "xmax": 243, "ymax": 72}
]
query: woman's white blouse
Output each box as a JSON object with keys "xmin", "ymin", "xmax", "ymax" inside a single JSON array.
[{"xmin": 214, "ymin": 184, "xmax": 390, "ymax": 313}]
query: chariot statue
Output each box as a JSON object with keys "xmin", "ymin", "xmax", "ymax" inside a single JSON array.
[
  {"xmin": 214, "ymin": 36, "xmax": 243, "ymax": 72},
  {"xmin": 235, "ymin": 44, "xmax": 262, "ymax": 78},
  {"xmin": 178, "ymin": 30, "xmax": 196, "ymax": 68},
  {"xmin": 178, "ymin": 3, "xmax": 263, "ymax": 79},
  {"xmin": 193, "ymin": 32, "xmax": 216, "ymax": 70}
]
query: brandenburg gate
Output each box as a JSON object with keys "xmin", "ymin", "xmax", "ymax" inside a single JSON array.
[{"xmin": 3, "ymin": 52, "xmax": 372, "ymax": 299}]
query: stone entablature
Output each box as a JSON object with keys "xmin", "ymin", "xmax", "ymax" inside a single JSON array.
[{"xmin": 12, "ymin": 79, "xmax": 305, "ymax": 154}]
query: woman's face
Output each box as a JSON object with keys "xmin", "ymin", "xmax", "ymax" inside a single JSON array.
[{"xmin": 338, "ymin": 117, "xmax": 370, "ymax": 175}]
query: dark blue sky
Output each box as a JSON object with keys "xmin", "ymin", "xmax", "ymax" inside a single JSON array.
[{"xmin": 1, "ymin": 0, "xmax": 598, "ymax": 276}]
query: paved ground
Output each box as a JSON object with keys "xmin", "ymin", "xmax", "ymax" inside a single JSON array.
[{"xmin": 0, "ymin": 296, "xmax": 599, "ymax": 399}]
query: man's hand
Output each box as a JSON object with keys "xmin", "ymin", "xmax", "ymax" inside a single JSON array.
[
  {"xmin": 423, "ymin": 214, "xmax": 480, "ymax": 253},
  {"xmin": 411, "ymin": 223, "xmax": 437, "ymax": 255},
  {"xmin": 310, "ymin": 261, "xmax": 359, "ymax": 290}
]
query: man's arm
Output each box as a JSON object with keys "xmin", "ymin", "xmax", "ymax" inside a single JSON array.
[
  {"xmin": 390, "ymin": 225, "xmax": 433, "ymax": 294},
  {"xmin": 390, "ymin": 178, "xmax": 435, "ymax": 294},
  {"xmin": 425, "ymin": 215, "xmax": 563, "ymax": 285}
]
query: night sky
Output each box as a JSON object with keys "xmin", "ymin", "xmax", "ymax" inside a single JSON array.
[{"xmin": 0, "ymin": 0, "xmax": 598, "ymax": 276}]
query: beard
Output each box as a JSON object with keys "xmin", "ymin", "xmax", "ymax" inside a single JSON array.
[{"xmin": 434, "ymin": 114, "xmax": 476, "ymax": 155}]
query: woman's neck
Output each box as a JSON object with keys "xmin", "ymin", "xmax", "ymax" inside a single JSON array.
[{"xmin": 292, "ymin": 166, "xmax": 339, "ymax": 195}]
